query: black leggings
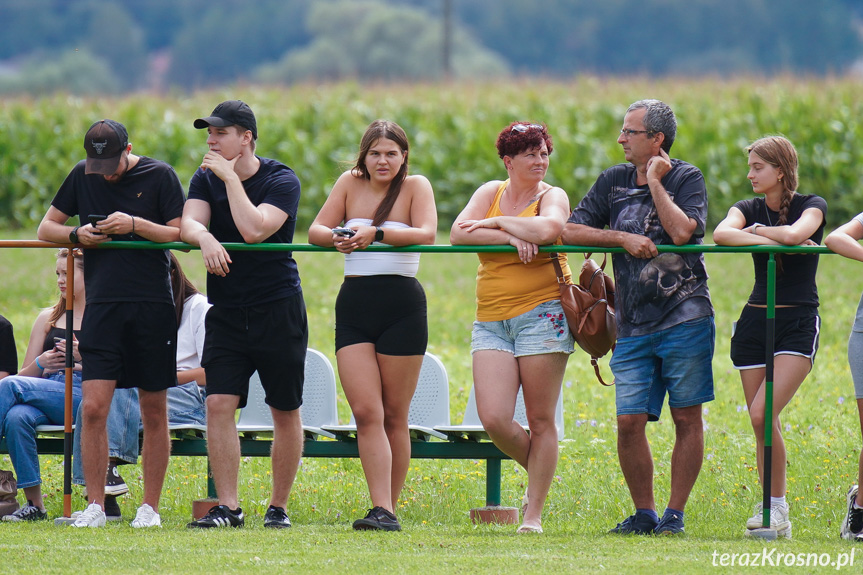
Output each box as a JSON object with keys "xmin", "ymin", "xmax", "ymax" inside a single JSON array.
[{"xmin": 335, "ymin": 275, "xmax": 428, "ymax": 356}]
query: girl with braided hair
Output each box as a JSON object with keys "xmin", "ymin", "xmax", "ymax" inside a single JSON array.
[{"xmin": 713, "ymin": 135, "xmax": 826, "ymax": 538}]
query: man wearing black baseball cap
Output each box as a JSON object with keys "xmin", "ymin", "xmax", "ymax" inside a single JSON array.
[
  {"xmin": 37, "ymin": 119, "xmax": 185, "ymax": 528},
  {"xmin": 83, "ymin": 119, "xmax": 130, "ymax": 176},
  {"xmin": 182, "ymin": 100, "xmax": 306, "ymax": 530},
  {"xmin": 193, "ymin": 100, "xmax": 257, "ymax": 140}
]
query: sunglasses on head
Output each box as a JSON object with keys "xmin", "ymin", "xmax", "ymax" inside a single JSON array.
[{"xmin": 511, "ymin": 123, "xmax": 543, "ymax": 133}]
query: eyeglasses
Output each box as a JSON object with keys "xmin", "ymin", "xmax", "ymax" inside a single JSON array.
[
  {"xmin": 619, "ymin": 129, "xmax": 652, "ymax": 138},
  {"xmin": 511, "ymin": 123, "xmax": 543, "ymax": 133}
]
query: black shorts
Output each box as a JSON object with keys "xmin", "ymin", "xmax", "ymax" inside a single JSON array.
[
  {"xmin": 335, "ymin": 275, "xmax": 428, "ymax": 356},
  {"xmin": 202, "ymin": 293, "xmax": 308, "ymax": 411},
  {"xmin": 80, "ymin": 301, "xmax": 177, "ymax": 391},
  {"xmin": 730, "ymin": 305, "xmax": 820, "ymax": 369}
]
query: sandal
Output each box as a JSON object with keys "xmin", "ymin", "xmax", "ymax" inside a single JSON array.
[{"xmin": 517, "ymin": 524, "xmax": 543, "ymax": 534}]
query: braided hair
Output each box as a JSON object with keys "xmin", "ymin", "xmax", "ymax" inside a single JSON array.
[{"xmin": 747, "ymin": 136, "xmax": 799, "ymax": 274}]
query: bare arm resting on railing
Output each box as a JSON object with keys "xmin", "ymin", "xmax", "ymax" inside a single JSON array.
[
  {"xmin": 451, "ymin": 181, "xmax": 569, "ymax": 263},
  {"xmin": 825, "ymin": 218, "xmax": 863, "ymax": 261},
  {"xmin": 309, "ymin": 170, "xmax": 436, "ymax": 252},
  {"xmin": 562, "ymin": 222, "xmax": 659, "ymax": 259},
  {"xmin": 714, "ymin": 205, "xmax": 823, "ymax": 247}
]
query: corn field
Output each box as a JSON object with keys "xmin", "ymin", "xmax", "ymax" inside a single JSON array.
[{"xmin": 1, "ymin": 76, "xmax": 861, "ymax": 230}]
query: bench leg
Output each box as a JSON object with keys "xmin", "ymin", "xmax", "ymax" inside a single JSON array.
[
  {"xmin": 469, "ymin": 457, "xmax": 518, "ymax": 524},
  {"xmin": 191, "ymin": 457, "xmax": 219, "ymax": 520}
]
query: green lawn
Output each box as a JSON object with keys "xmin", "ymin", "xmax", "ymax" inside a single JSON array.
[{"xmin": 0, "ymin": 234, "xmax": 861, "ymax": 574}]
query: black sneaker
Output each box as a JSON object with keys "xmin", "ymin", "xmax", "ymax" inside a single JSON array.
[
  {"xmin": 264, "ymin": 505, "xmax": 292, "ymax": 529},
  {"xmin": 1, "ymin": 500, "xmax": 47, "ymax": 522},
  {"xmin": 352, "ymin": 506, "xmax": 401, "ymax": 531},
  {"xmin": 105, "ymin": 461, "xmax": 129, "ymax": 496},
  {"xmin": 609, "ymin": 512, "xmax": 658, "ymax": 535},
  {"xmin": 841, "ymin": 485, "xmax": 863, "ymax": 541},
  {"xmin": 187, "ymin": 505, "xmax": 244, "ymax": 528},
  {"xmin": 104, "ymin": 495, "xmax": 122, "ymax": 521}
]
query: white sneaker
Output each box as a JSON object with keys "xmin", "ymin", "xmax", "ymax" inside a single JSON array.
[
  {"xmin": 745, "ymin": 501, "xmax": 791, "ymax": 538},
  {"xmin": 71, "ymin": 503, "xmax": 106, "ymax": 528},
  {"xmin": 131, "ymin": 503, "xmax": 161, "ymax": 528}
]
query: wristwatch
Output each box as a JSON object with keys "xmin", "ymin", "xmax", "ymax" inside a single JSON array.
[
  {"xmin": 374, "ymin": 227, "xmax": 384, "ymax": 242},
  {"xmin": 69, "ymin": 225, "xmax": 81, "ymax": 243}
]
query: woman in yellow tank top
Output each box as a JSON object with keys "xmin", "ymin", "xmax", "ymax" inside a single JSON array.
[{"xmin": 450, "ymin": 122, "xmax": 574, "ymax": 533}]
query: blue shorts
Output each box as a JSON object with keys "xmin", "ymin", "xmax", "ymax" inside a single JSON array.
[
  {"xmin": 610, "ymin": 316, "xmax": 715, "ymax": 421},
  {"xmin": 471, "ymin": 300, "xmax": 574, "ymax": 357}
]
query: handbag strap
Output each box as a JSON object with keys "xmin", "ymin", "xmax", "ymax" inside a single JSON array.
[
  {"xmin": 549, "ymin": 252, "xmax": 566, "ymax": 283},
  {"xmin": 584, "ymin": 252, "xmax": 609, "ymax": 271},
  {"xmin": 591, "ymin": 358, "xmax": 614, "ymax": 386}
]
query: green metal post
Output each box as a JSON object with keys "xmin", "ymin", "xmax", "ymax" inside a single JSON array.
[
  {"xmin": 761, "ymin": 254, "xmax": 776, "ymax": 528},
  {"xmin": 486, "ymin": 458, "xmax": 502, "ymax": 507}
]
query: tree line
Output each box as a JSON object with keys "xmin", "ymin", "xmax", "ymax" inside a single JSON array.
[{"xmin": 0, "ymin": 0, "xmax": 859, "ymax": 95}]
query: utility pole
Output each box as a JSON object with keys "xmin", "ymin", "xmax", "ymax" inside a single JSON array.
[{"xmin": 443, "ymin": 0, "xmax": 452, "ymax": 80}]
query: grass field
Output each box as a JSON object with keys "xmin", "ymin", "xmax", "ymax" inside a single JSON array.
[{"xmin": 1, "ymin": 233, "xmax": 862, "ymax": 573}]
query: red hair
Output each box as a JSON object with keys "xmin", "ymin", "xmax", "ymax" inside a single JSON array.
[{"xmin": 496, "ymin": 122, "xmax": 553, "ymax": 159}]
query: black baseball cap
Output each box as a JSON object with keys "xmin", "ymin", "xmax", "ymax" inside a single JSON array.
[
  {"xmin": 194, "ymin": 100, "xmax": 257, "ymax": 140},
  {"xmin": 84, "ymin": 119, "xmax": 129, "ymax": 175}
]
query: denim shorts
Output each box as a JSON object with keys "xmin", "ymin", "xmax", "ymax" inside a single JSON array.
[
  {"xmin": 610, "ymin": 316, "xmax": 715, "ymax": 421},
  {"xmin": 471, "ymin": 300, "xmax": 574, "ymax": 357}
]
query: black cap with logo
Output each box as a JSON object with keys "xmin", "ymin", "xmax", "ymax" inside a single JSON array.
[
  {"xmin": 194, "ymin": 100, "xmax": 257, "ymax": 140},
  {"xmin": 84, "ymin": 119, "xmax": 129, "ymax": 175}
]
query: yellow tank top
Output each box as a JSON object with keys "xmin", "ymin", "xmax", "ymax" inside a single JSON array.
[{"xmin": 475, "ymin": 181, "xmax": 572, "ymax": 321}]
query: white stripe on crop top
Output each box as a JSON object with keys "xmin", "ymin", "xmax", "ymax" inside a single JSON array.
[{"xmin": 343, "ymin": 218, "xmax": 420, "ymax": 277}]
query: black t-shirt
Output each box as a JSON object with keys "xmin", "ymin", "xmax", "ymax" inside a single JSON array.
[
  {"xmin": 51, "ymin": 157, "xmax": 185, "ymax": 304},
  {"xmin": 187, "ymin": 156, "xmax": 302, "ymax": 307},
  {"xmin": 733, "ymin": 194, "xmax": 827, "ymax": 306},
  {"xmin": 568, "ymin": 160, "xmax": 713, "ymax": 337},
  {"xmin": 0, "ymin": 314, "xmax": 18, "ymax": 374}
]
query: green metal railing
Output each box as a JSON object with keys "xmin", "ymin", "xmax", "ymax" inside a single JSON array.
[{"xmin": 0, "ymin": 240, "xmax": 820, "ymax": 521}]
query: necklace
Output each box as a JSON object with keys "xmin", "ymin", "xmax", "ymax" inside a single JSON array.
[
  {"xmin": 763, "ymin": 201, "xmax": 778, "ymax": 226},
  {"xmin": 506, "ymin": 184, "xmax": 538, "ymax": 211}
]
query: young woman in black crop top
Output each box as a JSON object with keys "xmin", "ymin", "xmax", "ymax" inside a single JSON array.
[{"xmin": 713, "ymin": 136, "xmax": 826, "ymax": 538}]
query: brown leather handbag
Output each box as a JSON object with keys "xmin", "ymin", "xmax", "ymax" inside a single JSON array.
[
  {"xmin": 551, "ymin": 252, "xmax": 616, "ymax": 385},
  {"xmin": 0, "ymin": 469, "xmax": 19, "ymax": 516}
]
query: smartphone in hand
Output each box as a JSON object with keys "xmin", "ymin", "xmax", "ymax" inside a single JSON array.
[
  {"xmin": 88, "ymin": 214, "xmax": 106, "ymax": 231},
  {"xmin": 332, "ymin": 227, "xmax": 356, "ymax": 238}
]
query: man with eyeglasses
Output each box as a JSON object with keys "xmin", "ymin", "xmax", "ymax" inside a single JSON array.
[
  {"xmin": 562, "ymin": 99, "xmax": 714, "ymax": 536},
  {"xmin": 37, "ymin": 119, "xmax": 185, "ymax": 528}
]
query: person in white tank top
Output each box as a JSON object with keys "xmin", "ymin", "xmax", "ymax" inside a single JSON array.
[{"xmin": 309, "ymin": 120, "xmax": 437, "ymax": 531}]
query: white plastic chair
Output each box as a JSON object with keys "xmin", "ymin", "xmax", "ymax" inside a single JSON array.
[
  {"xmin": 299, "ymin": 349, "xmax": 338, "ymax": 439},
  {"xmin": 435, "ymin": 384, "xmax": 564, "ymax": 441},
  {"xmin": 236, "ymin": 348, "xmax": 338, "ymax": 439},
  {"xmin": 407, "ymin": 352, "xmax": 450, "ymax": 440},
  {"xmin": 322, "ymin": 352, "xmax": 450, "ymax": 441}
]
